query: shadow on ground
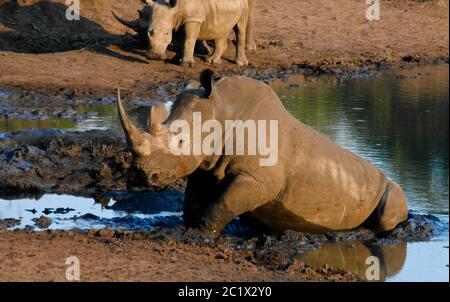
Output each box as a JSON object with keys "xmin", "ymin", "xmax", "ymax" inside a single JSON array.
[{"xmin": 0, "ymin": 0, "xmax": 148, "ymax": 62}]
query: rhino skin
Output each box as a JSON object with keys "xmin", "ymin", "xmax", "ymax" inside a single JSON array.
[
  {"xmin": 116, "ymin": 69, "xmax": 408, "ymax": 235},
  {"xmin": 113, "ymin": 6, "xmax": 213, "ymax": 56},
  {"xmin": 114, "ymin": 0, "xmax": 255, "ymax": 66}
]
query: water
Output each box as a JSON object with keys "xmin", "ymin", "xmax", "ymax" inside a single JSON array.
[
  {"xmin": 0, "ymin": 104, "xmax": 122, "ymax": 133},
  {"xmin": 276, "ymin": 65, "xmax": 449, "ymax": 281},
  {"xmin": 277, "ymin": 65, "xmax": 449, "ymax": 216},
  {"xmin": 0, "ymin": 64, "xmax": 448, "ymax": 281},
  {"xmin": 0, "ymin": 191, "xmax": 184, "ymax": 230}
]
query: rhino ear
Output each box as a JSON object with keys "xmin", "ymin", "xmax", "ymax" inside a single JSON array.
[
  {"xmin": 148, "ymin": 102, "xmax": 170, "ymax": 134},
  {"xmin": 143, "ymin": 0, "xmax": 153, "ymax": 7},
  {"xmin": 199, "ymin": 69, "xmax": 216, "ymax": 99},
  {"xmin": 168, "ymin": 0, "xmax": 177, "ymax": 8},
  {"xmin": 182, "ymin": 79, "xmax": 201, "ymax": 90}
]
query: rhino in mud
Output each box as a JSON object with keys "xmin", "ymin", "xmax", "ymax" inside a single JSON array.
[
  {"xmin": 113, "ymin": 0, "xmax": 257, "ymax": 66},
  {"xmin": 116, "ymin": 69, "xmax": 408, "ymax": 235}
]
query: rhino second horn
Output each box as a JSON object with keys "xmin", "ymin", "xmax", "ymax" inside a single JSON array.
[
  {"xmin": 112, "ymin": 11, "xmax": 140, "ymax": 32},
  {"xmin": 148, "ymin": 103, "xmax": 170, "ymax": 134},
  {"xmin": 117, "ymin": 89, "xmax": 144, "ymax": 148}
]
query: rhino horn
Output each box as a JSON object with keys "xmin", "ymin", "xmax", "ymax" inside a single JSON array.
[
  {"xmin": 117, "ymin": 89, "xmax": 145, "ymax": 148},
  {"xmin": 148, "ymin": 103, "xmax": 170, "ymax": 134},
  {"xmin": 112, "ymin": 10, "xmax": 141, "ymax": 32}
]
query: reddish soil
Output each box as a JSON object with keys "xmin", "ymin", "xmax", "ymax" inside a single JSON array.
[
  {"xmin": 0, "ymin": 230, "xmax": 358, "ymax": 281},
  {"xmin": 0, "ymin": 0, "xmax": 448, "ymax": 96}
]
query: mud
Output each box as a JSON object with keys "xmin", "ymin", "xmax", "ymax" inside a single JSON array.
[
  {"xmin": 0, "ymin": 128, "xmax": 186, "ymax": 194},
  {"xmin": 0, "ymin": 228, "xmax": 360, "ymax": 281},
  {"xmin": 0, "ymin": 218, "xmax": 19, "ymax": 228},
  {"xmin": 0, "ymin": 85, "xmax": 166, "ymax": 122},
  {"xmin": 0, "ymin": 210, "xmax": 444, "ymax": 281}
]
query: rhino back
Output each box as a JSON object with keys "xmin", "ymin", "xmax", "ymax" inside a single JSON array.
[
  {"xmin": 213, "ymin": 76, "xmax": 388, "ymax": 232},
  {"xmin": 178, "ymin": 0, "xmax": 247, "ymax": 40},
  {"xmin": 277, "ymin": 122, "xmax": 388, "ymax": 231}
]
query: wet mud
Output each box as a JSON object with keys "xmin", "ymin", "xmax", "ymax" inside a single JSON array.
[
  {"xmin": 0, "ymin": 210, "xmax": 444, "ymax": 280},
  {"xmin": 0, "ymin": 128, "xmax": 185, "ymax": 194}
]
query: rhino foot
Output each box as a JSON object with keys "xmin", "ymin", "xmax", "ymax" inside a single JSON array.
[
  {"xmin": 235, "ymin": 56, "xmax": 249, "ymax": 66},
  {"xmin": 246, "ymin": 41, "xmax": 257, "ymax": 51},
  {"xmin": 206, "ymin": 56, "xmax": 222, "ymax": 65},
  {"xmin": 180, "ymin": 59, "xmax": 195, "ymax": 68}
]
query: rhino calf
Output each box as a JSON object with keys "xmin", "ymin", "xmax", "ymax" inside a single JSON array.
[{"xmin": 117, "ymin": 70, "xmax": 408, "ymax": 235}]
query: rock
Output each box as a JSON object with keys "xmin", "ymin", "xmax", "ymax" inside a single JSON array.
[
  {"xmin": 33, "ymin": 215, "xmax": 52, "ymax": 229},
  {"xmin": 0, "ymin": 218, "xmax": 21, "ymax": 229}
]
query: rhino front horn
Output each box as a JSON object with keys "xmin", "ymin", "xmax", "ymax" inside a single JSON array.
[
  {"xmin": 117, "ymin": 89, "xmax": 144, "ymax": 148},
  {"xmin": 112, "ymin": 11, "xmax": 140, "ymax": 32}
]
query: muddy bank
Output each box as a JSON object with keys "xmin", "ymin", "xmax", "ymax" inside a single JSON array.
[
  {"xmin": 0, "ymin": 128, "xmax": 185, "ymax": 194},
  {"xmin": 0, "ymin": 211, "xmax": 446, "ymax": 281},
  {"xmin": 0, "ymin": 229, "xmax": 359, "ymax": 281},
  {"xmin": 0, "ymin": 0, "xmax": 448, "ymax": 95},
  {"xmin": 2, "ymin": 62, "xmax": 448, "ymax": 125}
]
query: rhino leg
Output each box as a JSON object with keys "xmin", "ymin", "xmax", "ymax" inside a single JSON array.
[
  {"xmin": 180, "ymin": 22, "xmax": 201, "ymax": 67},
  {"xmin": 206, "ymin": 38, "xmax": 228, "ymax": 65},
  {"xmin": 200, "ymin": 174, "xmax": 267, "ymax": 235},
  {"xmin": 377, "ymin": 181, "xmax": 408, "ymax": 232},
  {"xmin": 184, "ymin": 170, "xmax": 219, "ymax": 228},
  {"xmin": 234, "ymin": 15, "xmax": 249, "ymax": 66},
  {"xmin": 196, "ymin": 41, "xmax": 213, "ymax": 55},
  {"xmin": 246, "ymin": 0, "xmax": 257, "ymax": 51},
  {"xmin": 364, "ymin": 181, "xmax": 409, "ymax": 232}
]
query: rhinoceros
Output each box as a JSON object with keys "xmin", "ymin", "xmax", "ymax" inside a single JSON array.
[
  {"xmin": 114, "ymin": 0, "xmax": 256, "ymax": 66},
  {"xmin": 116, "ymin": 69, "xmax": 408, "ymax": 235},
  {"xmin": 113, "ymin": 5, "xmax": 213, "ymax": 56}
]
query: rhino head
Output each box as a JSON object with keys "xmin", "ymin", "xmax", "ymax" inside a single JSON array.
[
  {"xmin": 113, "ymin": 0, "xmax": 178, "ymax": 60},
  {"xmin": 117, "ymin": 70, "xmax": 216, "ymax": 189},
  {"xmin": 143, "ymin": 0, "xmax": 179, "ymax": 60},
  {"xmin": 112, "ymin": 5, "xmax": 153, "ymax": 44}
]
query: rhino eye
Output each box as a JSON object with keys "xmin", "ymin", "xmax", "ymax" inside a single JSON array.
[{"xmin": 178, "ymin": 138, "xmax": 184, "ymax": 148}]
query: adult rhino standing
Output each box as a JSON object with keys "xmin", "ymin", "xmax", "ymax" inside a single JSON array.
[
  {"xmin": 117, "ymin": 70, "xmax": 408, "ymax": 235},
  {"xmin": 141, "ymin": 0, "xmax": 254, "ymax": 66}
]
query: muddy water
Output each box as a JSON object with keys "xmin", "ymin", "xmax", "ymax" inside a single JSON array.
[{"xmin": 0, "ymin": 64, "xmax": 448, "ymax": 281}]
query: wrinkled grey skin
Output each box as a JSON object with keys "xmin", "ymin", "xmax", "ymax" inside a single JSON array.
[
  {"xmin": 141, "ymin": 0, "xmax": 254, "ymax": 66},
  {"xmin": 117, "ymin": 70, "xmax": 408, "ymax": 236}
]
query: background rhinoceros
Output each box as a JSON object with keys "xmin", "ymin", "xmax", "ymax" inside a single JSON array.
[{"xmin": 114, "ymin": 0, "xmax": 257, "ymax": 66}]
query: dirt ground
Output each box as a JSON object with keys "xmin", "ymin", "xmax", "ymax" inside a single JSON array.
[
  {"xmin": 0, "ymin": 229, "xmax": 360, "ymax": 281},
  {"xmin": 0, "ymin": 0, "xmax": 448, "ymax": 282},
  {"xmin": 0, "ymin": 0, "xmax": 448, "ymax": 96}
]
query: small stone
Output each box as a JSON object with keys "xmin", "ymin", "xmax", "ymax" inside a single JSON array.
[{"xmin": 33, "ymin": 216, "xmax": 52, "ymax": 229}]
